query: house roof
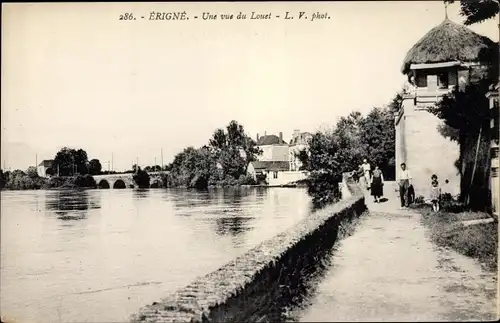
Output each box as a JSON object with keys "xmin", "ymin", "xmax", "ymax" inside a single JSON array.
[
  {"xmin": 401, "ymin": 18, "xmax": 496, "ymax": 74},
  {"xmin": 257, "ymin": 135, "xmax": 287, "ymax": 146},
  {"xmin": 250, "ymin": 161, "xmax": 289, "ymax": 171},
  {"xmin": 290, "ymin": 132, "xmax": 313, "ymax": 145},
  {"xmin": 38, "ymin": 159, "xmax": 53, "ymax": 167}
]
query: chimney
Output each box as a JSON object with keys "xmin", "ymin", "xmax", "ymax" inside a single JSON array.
[
  {"xmin": 293, "ymin": 129, "xmax": 300, "ymax": 139},
  {"xmin": 256, "ymin": 133, "xmax": 259, "ymax": 141},
  {"xmin": 279, "ymin": 132, "xmax": 283, "ymax": 142},
  {"xmin": 264, "ymin": 130, "xmax": 267, "ymax": 136}
]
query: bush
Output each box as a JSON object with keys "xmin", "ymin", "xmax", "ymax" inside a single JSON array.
[
  {"xmin": 415, "ymin": 195, "xmax": 425, "ymax": 204},
  {"xmin": 238, "ymin": 174, "xmax": 256, "ymax": 185},
  {"xmin": 219, "ymin": 176, "xmax": 239, "ymax": 187},
  {"xmin": 4, "ymin": 170, "xmax": 47, "ymax": 190},
  {"xmin": 74, "ymin": 174, "xmax": 97, "ymax": 188},
  {"xmin": 133, "ymin": 168, "xmax": 150, "ymax": 188}
]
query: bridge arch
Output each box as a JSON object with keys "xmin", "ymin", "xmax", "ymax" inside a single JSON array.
[
  {"xmin": 113, "ymin": 179, "xmax": 126, "ymax": 189},
  {"xmin": 98, "ymin": 179, "xmax": 110, "ymax": 189}
]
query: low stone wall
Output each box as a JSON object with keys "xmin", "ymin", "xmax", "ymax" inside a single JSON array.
[{"xmin": 131, "ymin": 175, "xmax": 366, "ymax": 323}]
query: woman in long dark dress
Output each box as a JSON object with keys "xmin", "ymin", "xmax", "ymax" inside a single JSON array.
[{"xmin": 370, "ymin": 166, "xmax": 384, "ymax": 203}]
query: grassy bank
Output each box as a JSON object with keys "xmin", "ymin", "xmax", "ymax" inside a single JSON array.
[
  {"xmin": 1, "ymin": 172, "xmax": 98, "ymax": 190},
  {"xmin": 417, "ymin": 205, "xmax": 497, "ymax": 272}
]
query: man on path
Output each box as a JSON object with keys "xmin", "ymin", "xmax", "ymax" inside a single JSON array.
[{"xmin": 398, "ymin": 162, "xmax": 412, "ymax": 208}]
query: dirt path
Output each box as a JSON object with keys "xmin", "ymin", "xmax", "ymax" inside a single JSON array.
[{"xmin": 296, "ymin": 182, "xmax": 498, "ymax": 321}]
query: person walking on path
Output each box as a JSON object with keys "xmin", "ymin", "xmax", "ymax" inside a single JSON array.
[
  {"xmin": 430, "ymin": 174, "xmax": 441, "ymax": 212},
  {"xmin": 370, "ymin": 165, "xmax": 384, "ymax": 203},
  {"xmin": 361, "ymin": 159, "xmax": 371, "ymax": 189},
  {"xmin": 398, "ymin": 163, "xmax": 412, "ymax": 208}
]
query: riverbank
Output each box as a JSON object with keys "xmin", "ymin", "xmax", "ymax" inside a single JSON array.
[
  {"xmin": 1, "ymin": 174, "xmax": 98, "ymax": 191},
  {"xmin": 416, "ymin": 205, "xmax": 498, "ymax": 272}
]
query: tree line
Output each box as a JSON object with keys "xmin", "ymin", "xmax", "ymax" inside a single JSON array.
[
  {"xmin": 161, "ymin": 120, "xmax": 261, "ymax": 189},
  {"xmin": 297, "ymin": 106, "xmax": 396, "ymax": 207}
]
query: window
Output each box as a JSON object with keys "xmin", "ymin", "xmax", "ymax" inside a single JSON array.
[
  {"xmin": 416, "ymin": 73, "xmax": 427, "ymax": 87},
  {"xmin": 438, "ymin": 73, "xmax": 448, "ymax": 89},
  {"xmin": 273, "ymin": 171, "xmax": 278, "ymax": 179},
  {"xmin": 448, "ymin": 70, "xmax": 458, "ymax": 86},
  {"xmin": 492, "ymin": 147, "xmax": 499, "ymax": 159}
]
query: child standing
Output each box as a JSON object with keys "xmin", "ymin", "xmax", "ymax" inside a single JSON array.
[{"xmin": 430, "ymin": 174, "xmax": 441, "ymax": 212}]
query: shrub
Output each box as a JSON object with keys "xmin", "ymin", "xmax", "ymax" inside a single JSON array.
[
  {"xmin": 4, "ymin": 170, "xmax": 47, "ymax": 190},
  {"xmin": 238, "ymin": 174, "xmax": 256, "ymax": 185},
  {"xmin": 415, "ymin": 195, "xmax": 425, "ymax": 204},
  {"xmin": 74, "ymin": 174, "xmax": 97, "ymax": 188},
  {"xmin": 133, "ymin": 168, "xmax": 150, "ymax": 188}
]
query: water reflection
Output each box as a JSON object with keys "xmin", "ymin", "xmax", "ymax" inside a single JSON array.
[
  {"xmin": 1, "ymin": 187, "xmax": 311, "ymax": 323},
  {"xmin": 44, "ymin": 190, "xmax": 101, "ymax": 220},
  {"xmin": 214, "ymin": 215, "xmax": 253, "ymax": 237},
  {"xmin": 133, "ymin": 188, "xmax": 150, "ymax": 199}
]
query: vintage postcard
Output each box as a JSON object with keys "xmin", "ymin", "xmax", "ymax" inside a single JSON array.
[{"xmin": 1, "ymin": 1, "xmax": 499, "ymax": 322}]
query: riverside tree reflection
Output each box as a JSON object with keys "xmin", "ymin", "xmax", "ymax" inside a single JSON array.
[{"xmin": 45, "ymin": 190, "xmax": 100, "ymax": 220}]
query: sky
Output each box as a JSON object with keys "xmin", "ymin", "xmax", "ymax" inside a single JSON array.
[{"xmin": 1, "ymin": 1, "xmax": 498, "ymax": 172}]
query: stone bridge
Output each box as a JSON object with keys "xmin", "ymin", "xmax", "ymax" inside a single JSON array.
[{"xmin": 93, "ymin": 172, "xmax": 164, "ymax": 189}]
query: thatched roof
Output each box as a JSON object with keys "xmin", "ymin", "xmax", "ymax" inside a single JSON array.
[{"xmin": 401, "ymin": 18, "xmax": 496, "ymax": 74}]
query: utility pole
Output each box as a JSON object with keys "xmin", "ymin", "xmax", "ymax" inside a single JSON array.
[
  {"xmin": 36, "ymin": 154, "xmax": 38, "ymax": 168},
  {"xmin": 111, "ymin": 152, "xmax": 114, "ymax": 172},
  {"xmin": 161, "ymin": 148, "xmax": 164, "ymax": 171}
]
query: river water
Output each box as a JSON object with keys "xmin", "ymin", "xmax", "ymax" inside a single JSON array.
[{"xmin": 0, "ymin": 187, "xmax": 311, "ymax": 323}]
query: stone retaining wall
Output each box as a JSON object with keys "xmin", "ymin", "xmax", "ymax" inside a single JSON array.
[{"xmin": 131, "ymin": 175, "xmax": 366, "ymax": 323}]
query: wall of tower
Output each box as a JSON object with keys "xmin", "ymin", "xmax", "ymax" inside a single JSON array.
[{"xmin": 398, "ymin": 97, "xmax": 460, "ymax": 199}]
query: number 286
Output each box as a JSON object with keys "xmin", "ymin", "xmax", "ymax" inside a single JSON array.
[{"xmin": 119, "ymin": 13, "xmax": 135, "ymax": 20}]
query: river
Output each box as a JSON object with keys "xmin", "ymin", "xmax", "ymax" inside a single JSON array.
[{"xmin": 0, "ymin": 187, "xmax": 311, "ymax": 323}]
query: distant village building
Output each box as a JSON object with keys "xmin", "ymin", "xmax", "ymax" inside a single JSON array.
[
  {"xmin": 395, "ymin": 18, "xmax": 496, "ymax": 199},
  {"xmin": 37, "ymin": 159, "xmax": 53, "ymax": 177},
  {"xmin": 247, "ymin": 161, "xmax": 290, "ymax": 184},
  {"xmin": 289, "ymin": 130, "xmax": 313, "ymax": 171},
  {"xmin": 486, "ymin": 82, "xmax": 499, "ymax": 217},
  {"xmin": 255, "ymin": 132, "xmax": 289, "ymax": 162},
  {"xmin": 247, "ymin": 130, "xmax": 310, "ymax": 186}
]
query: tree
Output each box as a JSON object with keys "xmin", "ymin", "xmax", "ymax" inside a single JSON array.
[
  {"xmin": 0, "ymin": 169, "xmax": 5, "ymax": 189},
  {"xmin": 45, "ymin": 167, "xmax": 55, "ymax": 176},
  {"xmin": 208, "ymin": 120, "xmax": 262, "ymax": 181},
  {"xmin": 133, "ymin": 166, "xmax": 150, "ymax": 188},
  {"xmin": 388, "ymin": 93, "xmax": 403, "ymax": 113},
  {"xmin": 430, "ymin": 79, "xmax": 492, "ymax": 208},
  {"xmin": 445, "ymin": 0, "xmax": 499, "ymax": 26},
  {"xmin": 359, "ymin": 107, "xmax": 396, "ymax": 180},
  {"xmin": 301, "ymin": 131, "xmax": 344, "ymax": 207},
  {"xmin": 335, "ymin": 111, "xmax": 366, "ymax": 162},
  {"xmin": 88, "ymin": 159, "xmax": 102, "ymax": 175},
  {"xmin": 26, "ymin": 166, "xmax": 39, "ymax": 178},
  {"xmin": 53, "ymin": 147, "xmax": 89, "ymax": 176}
]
